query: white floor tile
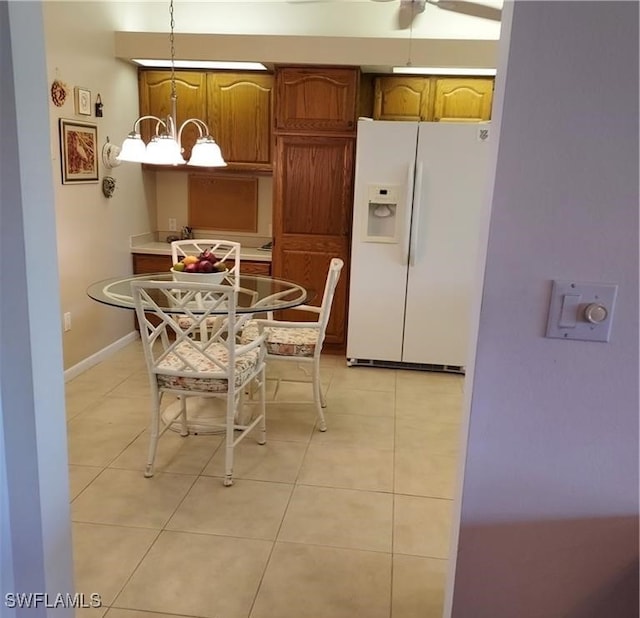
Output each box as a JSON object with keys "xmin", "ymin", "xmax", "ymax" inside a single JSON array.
[{"xmin": 66, "ymin": 343, "xmax": 462, "ymax": 617}]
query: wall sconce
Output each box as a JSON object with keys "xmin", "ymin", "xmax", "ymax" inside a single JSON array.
[{"xmin": 102, "ymin": 138, "xmax": 122, "ymax": 169}]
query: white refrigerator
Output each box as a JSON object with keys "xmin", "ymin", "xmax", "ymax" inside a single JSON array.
[{"xmin": 346, "ymin": 119, "xmax": 492, "ymax": 370}]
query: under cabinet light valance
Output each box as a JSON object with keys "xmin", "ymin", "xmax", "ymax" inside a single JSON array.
[
  {"xmin": 392, "ymin": 67, "xmax": 497, "ymax": 76},
  {"xmin": 132, "ymin": 59, "xmax": 267, "ymax": 71}
]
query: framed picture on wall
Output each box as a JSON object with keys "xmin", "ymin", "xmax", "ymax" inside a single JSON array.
[
  {"xmin": 74, "ymin": 87, "xmax": 91, "ymax": 116},
  {"xmin": 59, "ymin": 119, "xmax": 99, "ymax": 184}
]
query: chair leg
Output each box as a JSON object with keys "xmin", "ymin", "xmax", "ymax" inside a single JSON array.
[
  {"xmin": 178, "ymin": 395, "xmax": 189, "ymax": 437},
  {"xmin": 145, "ymin": 390, "xmax": 161, "ymax": 478},
  {"xmin": 312, "ymin": 360, "xmax": 327, "ymax": 432},
  {"xmin": 224, "ymin": 395, "xmax": 235, "ymax": 487},
  {"xmin": 257, "ymin": 367, "xmax": 267, "ymax": 445}
]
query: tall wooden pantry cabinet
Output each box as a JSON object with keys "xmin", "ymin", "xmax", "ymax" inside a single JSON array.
[{"xmin": 272, "ymin": 66, "xmax": 359, "ymax": 349}]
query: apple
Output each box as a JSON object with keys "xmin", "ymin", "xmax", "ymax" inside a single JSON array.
[
  {"xmin": 199, "ymin": 250, "xmax": 217, "ymax": 263},
  {"xmin": 198, "ymin": 259, "xmax": 214, "ymax": 273},
  {"xmin": 184, "ymin": 262, "xmax": 198, "ymax": 273},
  {"xmin": 172, "ymin": 262, "xmax": 185, "ymax": 272}
]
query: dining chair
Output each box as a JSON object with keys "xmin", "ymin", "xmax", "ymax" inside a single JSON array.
[
  {"xmin": 240, "ymin": 258, "xmax": 344, "ymax": 431},
  {"xmin": 132, "ymin": 279, "xmax": 267, "ymax": 486},
  {"xmin": 171, "ymin": 239, "xmax": 241, "ymax": 337}
]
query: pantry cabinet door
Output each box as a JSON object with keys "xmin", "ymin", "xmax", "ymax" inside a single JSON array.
[
  {"xmin": 275, "ymin": 67, "xmax": 358, "ymax": 133},
  {"xmin": 272, "ymin": 134, "xmax": 354, "ymax": 345}
]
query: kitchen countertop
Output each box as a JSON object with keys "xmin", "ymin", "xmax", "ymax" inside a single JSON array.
[{"xmin": 131, "ymin": 241, "xmax": 272, "ymax": 262}]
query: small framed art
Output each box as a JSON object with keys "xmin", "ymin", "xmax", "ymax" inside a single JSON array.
[
  {"xmin": 74, "ymin": 87, "xmax": 91, "ymax": 116},
  {"xmin": 59, "ymin": 119, "xmax": 99, "ymax": 184}
]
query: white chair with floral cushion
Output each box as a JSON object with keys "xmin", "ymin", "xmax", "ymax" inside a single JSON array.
[
  {"xmin": 240, "ymin": 258, "xmax": 344, "ymax": 431},
  {"xmin": 132, "ymin": 279, "xmax": 267, "ymax": 486},
  {"xmin": 170, "ymin": 239, "xmax": 241, "ymax": 337}
]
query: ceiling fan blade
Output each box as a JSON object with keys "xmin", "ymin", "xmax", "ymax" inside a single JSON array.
[
  {"xmin": 396, "ymin": 0, "xmax": 426, "ymax": 30},
  {"xmin": 427, "ymin": 0, "xmax": 502, "ymax": 21}
]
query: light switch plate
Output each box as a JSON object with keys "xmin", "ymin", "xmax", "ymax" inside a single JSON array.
[{"xmin": 546, "ymin": 280, "xmax": 618, "ymax": 342}]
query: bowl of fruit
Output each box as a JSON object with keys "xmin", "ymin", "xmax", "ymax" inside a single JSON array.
[{"xmin": 170, "ymin": 249, "xmax": 229, "ymax": 284}]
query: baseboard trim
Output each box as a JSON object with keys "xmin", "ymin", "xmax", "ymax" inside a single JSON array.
[{"xmin": 64, "ymin": 331, "xmax": 140, "ymax": 382}]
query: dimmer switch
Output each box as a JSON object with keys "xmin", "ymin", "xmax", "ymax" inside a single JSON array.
[{"xmin": 546, "ymin": 280, "xmax": 618, "ymax": 342}]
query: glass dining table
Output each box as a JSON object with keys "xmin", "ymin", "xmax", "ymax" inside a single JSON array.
[
  {"xmin": 87, "ymin": 271, "xmax": 312, "ymax": 434},
  {"xmin": 87, "ymin": 271, "xmax": 309, "ymax": 315}
]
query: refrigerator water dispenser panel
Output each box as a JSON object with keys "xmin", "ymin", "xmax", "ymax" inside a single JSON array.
[{"xmin": 365, "ymin": 185, "xmax": 400, "ymax": 243}]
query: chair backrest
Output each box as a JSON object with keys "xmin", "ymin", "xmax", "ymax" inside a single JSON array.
[
  {"xmin": 317, "ymin": 257, "xmax": 344, "ymax": 339},
  {"xmin": 171, "ymin": 240, "xmax": 241, "ymax": 280},
  {"xmin": 132, "ymin": 280, "xmax": 254, "ymax": 384}
]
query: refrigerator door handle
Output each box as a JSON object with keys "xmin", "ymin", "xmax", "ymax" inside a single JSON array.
[
  {"xmin": 405, "ymin": 161, "xmax": 416, "ymax": 265},
  {"xmin": 409, "ymin": 161, "xmax": 424, "ymax": 267}
]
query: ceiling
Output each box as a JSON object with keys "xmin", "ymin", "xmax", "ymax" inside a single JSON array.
[{"xmin": 113, "ymin": 0, "xmax": 502, "ymax": 72}]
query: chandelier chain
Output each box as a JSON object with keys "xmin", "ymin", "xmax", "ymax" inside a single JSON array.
[
  {"xmin": 169, "ymin": 0, "xmax": 176, "ymax": 99},
  {"xmin": 407, "ymin": 8, "xmax": 414, "ymax": 67}
]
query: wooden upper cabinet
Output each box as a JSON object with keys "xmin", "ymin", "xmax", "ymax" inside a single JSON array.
[
  {"xmin": 433, "ymin": 78, "xmax": 494, "ymax": 122},
  {"xmin": 373, "ymin": 76, "xmax": 432, "ymax": 121},
  {"xmin": 275, "ymin": 67, "xmax": 359, "ymax": 133},
  {"xmin": 207, "ymin": 73, "xmax": 274, "ymax": 170},
  {"xmin": 138, "ymin": 71, "xmax": 207, "ymax": 162}
]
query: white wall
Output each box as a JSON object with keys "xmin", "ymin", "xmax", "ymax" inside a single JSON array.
[
  {"xmin": 43, "ymin": 1, "xmax": 157, "ymax": 368},
  {"xmin": 2, "ymin": 2, "xmax": 74, "ymax": 613},
  {"xmin": 111, "ymin": 0, "xmax": 501, "ymax": 41},
  {"xmin": 448, "ymin": 2, "xmax": 639, "ymax": 616}
]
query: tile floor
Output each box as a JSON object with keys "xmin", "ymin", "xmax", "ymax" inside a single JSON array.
[{"xmin": 66, "ymin": 341, "xmax": 465, "ymax": 618}]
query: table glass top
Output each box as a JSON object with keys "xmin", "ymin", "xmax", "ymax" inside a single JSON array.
[{"xmin": 87, "ymin": 272, "xmax": 309, "ymax": 314}]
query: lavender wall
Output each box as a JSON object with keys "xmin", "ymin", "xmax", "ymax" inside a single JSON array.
[
  {"xmin": 1, "ymin": 2, "xmax": 74, "ymax": 614},
  {"xmin": 449, "ymin": 2, "xmax": 639, "ymax": 616}
]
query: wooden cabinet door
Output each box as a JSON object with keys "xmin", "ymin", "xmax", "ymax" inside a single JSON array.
[
  {"xmin": 278, "ymin": 238, "xmax": 349, "ymax": 347},
  {"xmin": 275, "ymin": 67, "xmax": 358, "ymax": 133},
  {"xmin": 138, "ymin": 71, "xmax": 207, "ymax": 162},
  {"xmin": 433, "ymin": 78, "xmax": 494, "ymax": 122},
  {"xmin": 132, "ymin": 254, "xmax": 172, "ymax": 274},
  {"xmin": 273, "ymin": 135, "xmax": 354, "ymax": 345},
  {"xmin": 240, "ymin": 260, "xmax": 271, "ymax": 276},
  {"xmin": 373, "ymin": 76, "xmax": 432, "ymax": 121},
  {"xmin": 207, "ymin": 73, "xmax": 274, "ymax": 170}
]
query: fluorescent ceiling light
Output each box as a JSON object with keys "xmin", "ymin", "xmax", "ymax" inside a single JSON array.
[
  {"xmin": 132, "ymin": 59, "xmax": 267, "ymax": 71},
  {"xmin": 393, "ymin": 67, "xmax": 497, "ymax": 76}
]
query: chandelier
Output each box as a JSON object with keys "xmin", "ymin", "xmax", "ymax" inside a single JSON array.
[{"xmin": 117, "ymin": 0, "xmax": 226, "ymax": 167}]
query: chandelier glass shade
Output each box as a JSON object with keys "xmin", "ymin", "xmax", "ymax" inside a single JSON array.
[{"xmin": 117, "ymin": 1, "xmax": 226, "ymax": 168}]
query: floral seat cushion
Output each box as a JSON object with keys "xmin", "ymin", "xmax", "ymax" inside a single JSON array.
[
  {"xmin": 156, "ymin": 341, "xmax": 259, "ymax": 393},
  {"xmin": 240, "ymin": 321, "xmax": 318, "ymax": 358},
  {"xmin": 176, "ymin": 315, "xmax": 222, "ymax": 330}
]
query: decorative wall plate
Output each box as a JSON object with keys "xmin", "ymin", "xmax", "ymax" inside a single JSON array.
[{"xmin": 51, "ymin": 79, "xmax": 68, "ymax": 107}]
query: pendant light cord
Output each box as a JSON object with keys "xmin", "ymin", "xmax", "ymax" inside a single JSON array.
[
  {"xmin": 169, "ymin": 0, "xmax": 176, "ymax": 100},
  {"xmin": 407, "ymin": 5, "xmax": 414, "ymax": 67}
]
